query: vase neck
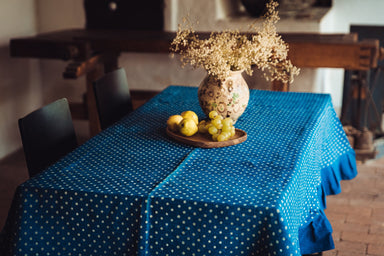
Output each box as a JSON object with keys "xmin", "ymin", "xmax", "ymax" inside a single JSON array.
[{"xmin": 229, "ymin": 70, "xmax": 244, "ymax": 75}]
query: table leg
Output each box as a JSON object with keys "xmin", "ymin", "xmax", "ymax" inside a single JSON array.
[
  {"xmin": 65, "ymin": 52, "xmax": 119, "ymax": 136},
  {"xmin": 86, "ymin": 63, "xmax": 103, "ymax": 136},
  {"xmin": 102, "ymin": 52, "xmax": 119, "ymax": 73},
  {"xmin": 271, "ymin": 80, "xmax": 289, "ymax": 91}
]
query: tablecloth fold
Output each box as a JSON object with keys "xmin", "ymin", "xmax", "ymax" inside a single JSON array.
[
  {"xmin": 320, "ymin": 150, "xmax": 357, "ymax": 209},
  {"xmin": 299, "ymin": 209, "xmax": 334, "ymax": 255}
]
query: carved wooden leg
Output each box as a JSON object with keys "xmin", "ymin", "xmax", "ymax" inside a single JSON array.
[
  {"xmin": 271, "ymin": 80, "xmax": 289, "ymax": 92},
  {"xmin": 64, "ymin": 52, "xmax": 119, "ymax": 136},
  {"xmin": 86, "ymin": 64, "xmax": 103, "ymax": 136}
]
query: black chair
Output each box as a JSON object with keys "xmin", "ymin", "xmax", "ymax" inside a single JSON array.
[
  {"xmin": 18, "ymin": 98, "xmax": 78, "ymax": 178},
  {"xmin": 93, "ymin": 67, "xmax": 133, "ymax": 130}
]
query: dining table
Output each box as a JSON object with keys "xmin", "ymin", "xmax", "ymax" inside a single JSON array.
[{"xmin": 0, "ymin": 85, "xmax": 357, "ymax": 256}]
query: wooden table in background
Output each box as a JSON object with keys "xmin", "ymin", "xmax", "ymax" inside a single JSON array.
[{"xmin": 10, "ymin": 29, "xmax": 383, "ymax": 135}]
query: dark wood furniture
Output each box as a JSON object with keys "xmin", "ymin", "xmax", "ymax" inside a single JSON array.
[
  {"xmin": 93, "ymin": 67, "xmax": 133, "ymax": 130},
  {"xmin": 342, "ymin": 25, "xmax": 384, "ymax": 134},
  {"xmin": 18, "ymin": 98, "xmax": 78, "ymax": 177},
  {"xmin": 10, "ymin": 29, "xmax": 383, "ymax": 134}
]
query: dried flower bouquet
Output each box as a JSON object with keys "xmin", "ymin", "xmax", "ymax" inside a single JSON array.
[{"xmin": 170, "ymin": 0, "xmax": 300, "ymax": 84}]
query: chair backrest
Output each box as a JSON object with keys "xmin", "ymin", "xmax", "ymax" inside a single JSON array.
[
  {"xmin": 18, "ymin": 98, "xmax": 78, "ymax": 178},
  {"xmin": 93, "ymin": 67, "xmax": 133, "ymax": 130}
]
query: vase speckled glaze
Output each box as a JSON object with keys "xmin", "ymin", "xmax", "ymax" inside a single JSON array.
[{"xmin": 198, "ymin": 70, "xmax": 250, "ymax": 122}]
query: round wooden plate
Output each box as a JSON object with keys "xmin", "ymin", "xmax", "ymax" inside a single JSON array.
[{"xmin": 166, "ymin": 127, "xmax": 247, "ymax": 148}]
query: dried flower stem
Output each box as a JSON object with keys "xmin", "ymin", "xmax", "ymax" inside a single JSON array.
[{"xmin": 170, "ymin": 0, "xmax": 300, "ymax": 84}]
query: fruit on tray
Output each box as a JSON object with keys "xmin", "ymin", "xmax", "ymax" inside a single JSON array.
[
  {"xmin": 167, "ymin": 115, "xmax": 184, "ymax": 132},
  {"xmin": 198, "ymin": 111, "xmax": 236, "ymax": 142},
  {"xmin": 179, "ymin": 118, "xmax": 198, "ymax": 136},
  {"xmin": 167, "ymin": 111, "xmax": 199, "ymax": 136},
  {"xmin": 166, "ymin": 110, "xmax": 236, "ymax": 141},
  {"xmin": 181, "ymin": 110, "xmax": 199, "ymax": 125}
]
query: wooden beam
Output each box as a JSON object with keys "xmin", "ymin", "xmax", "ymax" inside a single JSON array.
[
  {"xmin": 10, "ymin": 30, "xmax": 382, "ymax": 71},
  {"xmin": 281, "ymin": 32, "xmax": 358, "ymax": 43},
  {"xmin": 287, "ymin": 39, "xmax": 380, "ymax": 70},
  {"xmin": 10, "ymin": 29, "xmax": 384, "ymax": 111},
  {"xmin": 10, "ymin": 36, "xmax": 90, "ymax": 61}
]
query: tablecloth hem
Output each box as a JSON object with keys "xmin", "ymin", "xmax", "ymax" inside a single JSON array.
[
  {"xmin": 320, "ymin": 149, "xmax": 357, "ymax": 209},
  {"xmin": 299, "ymin": 209, "xmax": 334, "ymax": 255},
  {"xmin": 299, "ymin": 149, "xmax": 356, "ymax": 254}
]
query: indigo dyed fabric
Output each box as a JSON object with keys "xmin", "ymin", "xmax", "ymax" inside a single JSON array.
[{"xmin": 0, "ymin": 86, "xmax": 356, "ymax": 256}]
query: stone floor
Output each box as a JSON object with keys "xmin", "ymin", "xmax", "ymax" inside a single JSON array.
[{"xmin": 323, "ymin": 157, "xmax": 384, "ymax": 256}]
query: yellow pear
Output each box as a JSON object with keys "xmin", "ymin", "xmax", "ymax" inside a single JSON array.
[
  {"xmin": 167, "ymin": 115, "xmax": 183, "ymax": 132},
  {"xmin": 181, "ymin": 111, "xmax": 199, "ymax": 125},
  {"xmin": 178, "ymin": 118, "xmax": 198, "ymax": 136}
]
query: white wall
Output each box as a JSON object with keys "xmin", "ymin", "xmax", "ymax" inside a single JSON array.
[
  {"xmin": 0, "ymin": 0, "xmax": 42, "ymax": 159},
  {"xmin": 36, "ymin": 0, "xmax": 85, "ymax": 33},
  {"xmin": 35, "ymin": 0, "xmax": 87, "ymax": 105},
  {"xmin": 329, "ymin": 0, "xmax": 384, "ymax": 32}
]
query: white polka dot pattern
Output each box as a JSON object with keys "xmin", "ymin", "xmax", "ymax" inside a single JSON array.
[{"xmin": 0, "ymin": 86, "xmax": 356, "ymax": 256}]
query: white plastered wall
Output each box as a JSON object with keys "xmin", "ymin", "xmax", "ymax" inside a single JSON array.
[{"xmin": 0, "ymin": 0, "xmax": 42, "ymax": 159}]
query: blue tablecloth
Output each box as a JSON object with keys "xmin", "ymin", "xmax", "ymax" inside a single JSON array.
[{"xmin": 0, "ymin": 86, "xmax": 357, "ymax": 256}]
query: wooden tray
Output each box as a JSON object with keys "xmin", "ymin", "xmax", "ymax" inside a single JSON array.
[{"xmin": 166, "ymin": 127, "xmax": 247, "ymax": 148}]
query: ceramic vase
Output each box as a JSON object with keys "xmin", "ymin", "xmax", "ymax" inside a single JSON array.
[{"xmin": 198, "ymin": 70, "xmax": 250, "ymax": 122}]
